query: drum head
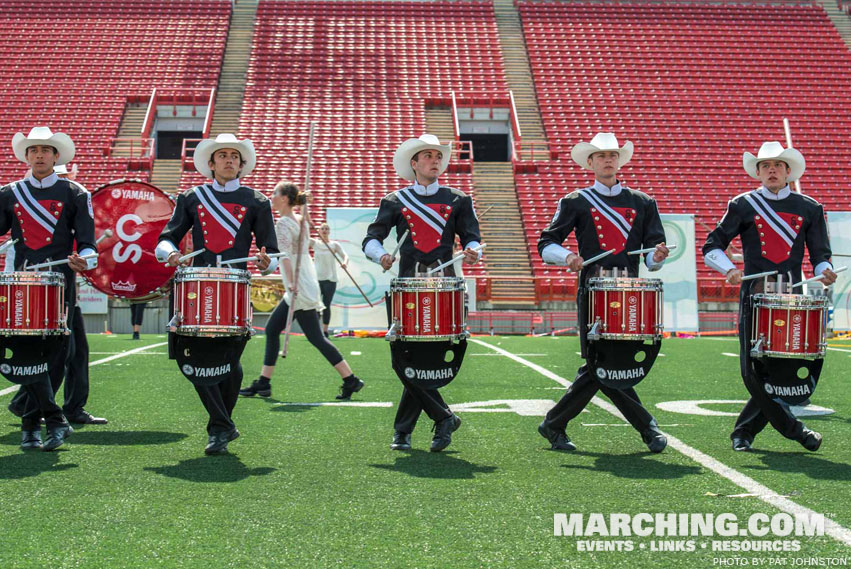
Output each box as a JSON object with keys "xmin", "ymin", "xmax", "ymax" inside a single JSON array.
[{"xmin": 85, "ymin": 180, "xmax": 186, "ymax": 301}]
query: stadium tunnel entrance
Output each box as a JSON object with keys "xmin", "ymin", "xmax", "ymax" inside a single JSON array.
[
  {"xmin": 457, "ymin": 106, "xmax": 512, "ymax": 162},
  {"xmin": 151, "ymin": 104, "xmax": 206, "ymax": 159}
]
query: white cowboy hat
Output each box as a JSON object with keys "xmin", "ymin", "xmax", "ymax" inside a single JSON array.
[
  {"xmin": 12, "ymin": 127, "xmax": 75, "ymax": 165},
  {"xmin": 193, "ymin": 133, "xmax": 256, "ymax": 180},
  {"xmin": 570, "ymin": 132, "xmax": 634, "ymax": 171},
  {"xmin": 393, "ymin": 134, "xmax": 451, "ymax": 181},
  {"xmin": 742, "ymin": 141, "xmax": 805, "ymax": 183}
]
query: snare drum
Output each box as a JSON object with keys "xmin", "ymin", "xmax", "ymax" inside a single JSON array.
[
  {"xmin": 751, "ymin": 294, "xmax": 827, "ymax": 359},
  {"xmin": 173, "ymin": 267, "xmax": 252, "ymax": 336},
  {"xmin": 390, "ymin": 277, "xmax": 466, "ymax": 341},
  {"xmin": 0, "ymin": 272, "xmax": 67, "ymax": 335},
  {"xmin": 587, "ymin": 277, "xmax": 663, "ymax": 340}
]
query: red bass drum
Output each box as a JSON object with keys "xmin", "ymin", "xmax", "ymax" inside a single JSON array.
[{"xmin": 85, "ymin": 180, "xmax": 184, "ymax": 301}]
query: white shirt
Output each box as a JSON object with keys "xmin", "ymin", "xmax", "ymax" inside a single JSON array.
[{"xmin": 312, "ymin": 239, "xmax": 348, "ymax": 282}]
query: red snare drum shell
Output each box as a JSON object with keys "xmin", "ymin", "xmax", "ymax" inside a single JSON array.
[
  {"xmin": 85, "ymin": 180, "xmax": 185, "ymax": 301},
  {"xmin": 174, "ymin": 268, "xmax": 252, "ymax": 336},
  {"xmin": 753, "ymin": 295, "xmax": 826, "ymax": 358},
  {"xmin": 391, "ymin": 278, "xmax": 465, "ymax": 341},
  {"xmin": 0, "ymin": 272, "xmax": 67, "ymax": 335},
  {"xmin": 587, "ymin": 277, "xmax": 663, "ymax": 340}
]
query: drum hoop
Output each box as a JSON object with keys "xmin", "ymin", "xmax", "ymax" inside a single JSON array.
[
  {"xmin": 0, "ymin": 271, "xmax": 65, "ymax": 285},
  {"xmin": 175, "ymin": 267, "xmax": 251, "ymax": 284},
  {"xmin": 587, "ymin": 277, "xmax": 663, "ymax": 291},
  {"xmin": 759, "ymin": 348, "xmax": 826, "ymax": 360},
  {"xmin": 390, "ymin": 277, "xmax": 465, "ymax": 292},
  {"xmin": 752, "ymin": 294, "xmax": 828, "ymax": 309},
  {"xmin": 174, "ymin": 326, "xmax": 250, "ymax": 337}
]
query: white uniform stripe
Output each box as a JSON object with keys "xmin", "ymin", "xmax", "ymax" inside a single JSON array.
[
  {"xmin": 398, "ymin": 188, "xmax": 447, "ymax": 229},
  {"xmin": 578, "ymin": 189, "xmax": 630, "ymax": 239},
  {"xmin": 12, "ymin": 183, "xmax": 56, "ymax": 233},
  {"xmin": 396, "ymin": 190, "xmax": 445, "ymax": 236},
  {"xmin": 744, "ymin": 194, "xmax": 794, "ymax": 248},
  {"xmin": 751, "ymin": 192, "xmax": 798, "ymax": 243},
  {"xmin": 196, "ymin": 186, "xmax": 237, "ymax": 238}
]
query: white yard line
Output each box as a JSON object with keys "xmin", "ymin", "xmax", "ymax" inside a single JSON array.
[
  {"xmin": 469, "ymin": 337, "xmax": 851, "ymax": 547},
  {"xmin": 0, "ymin": 342, "xmax": 168, "ymax": 398},
  {"xmin": 827, "ymin": 347, "xmax": 851, "ymax": 354}
]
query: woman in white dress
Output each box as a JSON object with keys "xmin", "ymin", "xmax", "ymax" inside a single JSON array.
[
  {"xmin": 312, "ymin": 222, "xmax": 349, "ymax": 337},
  {"xmin": 239, "ymin": 181, "xmax": 363, "ymax": 400}
]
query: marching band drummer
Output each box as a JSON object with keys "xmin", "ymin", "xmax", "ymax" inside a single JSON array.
[
  {"xmin": 363, "ymin": 134, "xmax": 482, "ymax": 453},
  {"xmin": 156, "ymin": 133, "xmax": 279, "ymax": 455},
  {"xmin": 536, "ymin": 133, "xmax": 669, "ymax": 453},
  {"xmin": 0, "ymin": 127, "xmax": 98, "ymax": 451},
  {"xmin": 703, "ymin": 141, "xmax": 835, "ymax": 452}
]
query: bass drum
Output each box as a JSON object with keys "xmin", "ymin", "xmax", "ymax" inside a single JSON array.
[{"xmin": 85, "ymin": 179, "xmax": 185, "ymax": 301}]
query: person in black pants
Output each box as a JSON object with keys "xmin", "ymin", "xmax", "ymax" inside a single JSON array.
[
  {"xmin": 156, "ymin": 133, "xmax": 278, "ymax": 455},
  {"xmin": 1, "ymin": 126, "xmax": 98, "ymax": 451},
  {"xmin": 311, "ymin": 222, "xmax": 349, "ymax": 338},
  {"xmin": 537, "ymin": 133, "xmax": 670, "ymax": 453},
  {"xmin": 239, "ymin": 182, "xmax": 363, "ymax": 399},
  {"xmin": 130, "ymin": 301, "xmax": 146, "ymax": 340},
  {"xmin": 703, "ymin": 141, "xmax": 835, "ymax": 452},
  {"xmin": 363, "ymin": 134, "xmax": 483, "ymax": 452}
]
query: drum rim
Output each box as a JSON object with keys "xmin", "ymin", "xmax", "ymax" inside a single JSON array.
[
  {"xmin": 0, "ymin": 271, "xmax": 66, "ymax": 284},
  {"xmin": 175, "ymin": 267, "xmax": 252, "ymax": 283},
  {"xmin": 390, "ymin": 277, "xmax": 465, "ymax": 291},
  {"xmin": 752, "ymin": 293, "xmax": 829, "ymax": 308},
  {"xmin": 587, "ymin": 277, "xmax": 663, "ymax": 289}
]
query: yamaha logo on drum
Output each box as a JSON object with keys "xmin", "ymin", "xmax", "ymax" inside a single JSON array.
[
  {"xmin": 404, "ymin": 367, "xmax": 416, "ymax": 379},
  {"xmin": 182, "ymin": 364, "xmax": 195, "ymax": 376},
  {"xmin": 0, "ymin": 363, "xmax": 10, "ymax": 375},
  {"xmin": 596, "ymin": 367, "xmax": 607, "ymax": 379},
  {"xmin": 203, "ymin": 286, "xmax": 215, "ymax": 323},
  {"xmin": 111, "ymin": 188, "xmax": 122, "ymax": 199},
  {"xmin": 764, "ymin": 383, "xmax": 774, "ymax": 395}
]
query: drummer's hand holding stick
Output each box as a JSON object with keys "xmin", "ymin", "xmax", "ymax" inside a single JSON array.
[
  {"xmin": 462, "ymin": 245, "xmax": 480, "ymax": 265},
  {"xmin": 255, "ymin": 246, "xmax": 271, "ymax": 272},
  {"xmin": 820, "ymin": 268, "xmax": 838, "ymax": 286},
  {"xmin": 652, "ymin": 242, "xmax": 670, "ymax": 263},
  {"xmin": 564, "ymin": 253, "xmax": 584, "ymax": 273},
  {"xmin": 726, "ymin": 269, "xmax": 743, "ymax": 286},
  {"xmin": 67, "ymin": 253, "xmax": 90, "ymax": 273},
  {"xmin": 380, "ymin": 253, "xmax": 395, "ymax": 272}
]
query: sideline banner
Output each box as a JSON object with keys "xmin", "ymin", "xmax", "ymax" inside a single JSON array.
[
  {"xmin": 638, "ymin": 214, "xmax": 698, "ymax": 332},
  {"xmin": 827, "ymin": 212, "xmax": 851, "ymax": 330}
]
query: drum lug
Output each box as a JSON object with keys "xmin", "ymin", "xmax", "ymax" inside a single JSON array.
[
  {"xmin": 587, "ymin": 319, "xmax": 602, "ymax": 342},
  {"xmin": 385, "ymin": 323, "xmax": 399, "ymax": 342},
  {"xmin": 750, "ymin": 336, "xmax": 765, "ymax": 359},
  {"xmin": 167, "ymin": 313, "xmax": 182, "ymax": 332}
]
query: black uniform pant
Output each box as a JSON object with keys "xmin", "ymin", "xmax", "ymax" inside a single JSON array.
[
  {"xmin": 20, "ymin": 377, "xmax": 66, "ymax": 431},
  {"xmin": 731, "ymin": 291, "xmax": 805, "ymax": 443},
  {"xmin": 543, "ymin": 286, "xmax": 657, "ymax": 436},
  {"xmin": 318, "ymin": 280, "xmax": 336, "ymax": 326},
  {"xmin": 195, "ymin": 364, "xmax": 243, "ymax": 435},
  {"xmin": 130, "ymin": 302, "xmax": 146, "ymax": 326},
  {"xmin": 13, "ymin": 280, "xmax": 77, "ymax": 418},
  {"xmin": 394, "ymin": 378, "xmax": 453, "ymax": 434},
  {"xmin": 61, "ymin": 305, "xmax": 89, "ymax": 415},
  {"xmin": 262, "ymin": 298, "xmax": 343, "ymax": 368}
]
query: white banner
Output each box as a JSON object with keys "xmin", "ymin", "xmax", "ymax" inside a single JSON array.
[
  {"xmin": 827, "ymin": 211, "xmax": 851, "ymax": 330},
  {"xmin": 639, "ymin": 214, "xmax": 699, "ymax": 332},
  {"xmin": 325, "ymin": 207, "xmax": 399, "ymax": 330},
  {"xmin": 78, "ymin": 282, "xmax": 108, "ymax": 314}
]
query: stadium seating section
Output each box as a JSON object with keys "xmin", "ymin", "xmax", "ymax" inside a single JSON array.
[
  {"xmin": 517, "ymin": 1, "xmax": 851, "ymax": 296},
  {"xmin": 0, "ymin": 0, "xmax": 231, "ymax": 190}
]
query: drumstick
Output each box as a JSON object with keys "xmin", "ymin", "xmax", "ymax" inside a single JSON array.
[
  {"xmin": 95, "ymin": 229, "xmax": 114, "ymax": 245},
  {"xmin": 791, "ymin": 266, "xmax": 847, "ymax": 288},
  {"xmin": 383, "ymin": 230, "xmax": 409, "ymax": 273},
  {"xmin": 27, "ymin": 253, "xmax": 97, "ymax": 270},
  {"xmin": 308, "ymin": 221, "xmax": 374, "ymax": 307},
  {"xmin": 627, "ymin": 244, "xmax": 677, "ymax": 256},
  {"xmin": 220, "ymin": 252, "xmax": 288, "ymax": 266},
  {"xmin": 426, "ymin": 243, "xmax": 486, "ymax": 275},
  {"xmin": 573, "ymin": 249, "xmax": 615, "ymax": 270},
  {"xmin": 163, "ymin": 248, "xmax": 206, "ymax": 267},
  {"xmin": 282, "ymin": 121, "xmax": 316, "ymax": 358},
  {"xmin": 741, "ymin": 270, "xmax": 778, "ymax": 282},
  {"xmin": 0, "ymin": 238, "xmax": 18, "ymax": 254}
]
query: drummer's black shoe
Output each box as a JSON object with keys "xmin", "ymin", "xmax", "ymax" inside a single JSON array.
[
  {"xmin": 390, "ymin": 431, "xmax": 412, "ymax": 451},
  {"xmin": 430, "ymin": 414, "xmax": 461, "ymax": 452},
  {"xmin": 43, "ymin": 424, "xmax": 73, "ymax": 452},
  {"xmin": 21, "ymin": 429, "xmax": 42, "ymax": 450},
  {"xmin": 800, "ymin": 428, "xmax": 822, "ymax": 452},
  {"xmin": 205, "ymin": 428, "xmax": 240, "ymax": 455},
  {"xmin": 336, "ymin": 375, "xmax": 364, "ymax": 400},
  {"xmin": 642, "ymin": 428, "xmax": 668, "ymax": 453},
  {"xmin": 732, "ymin": 437, "xmax": 753, "ymax": 452},
  {"xmin": 538, "ymin": 421, "xmax": 576, "ymax": 451},
  {"xmin": 239, "ymin": 377, "xmax": 271, "ymax": 397},
  {"xmin": 132, "ymin": 331, "xmax": 140, "ymax": 340},
  {"xmin": 67, "ymin": 410, "xmax": 108, "ymax": 425}
]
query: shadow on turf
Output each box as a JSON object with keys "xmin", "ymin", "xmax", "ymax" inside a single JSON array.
[
  {"xmin": 369, "ymin": 450, "xmax": 498, "ymax": 480},
  {"xmin": 144, "ymin": 454, "xmax": 276, "ymax": 483},
  {"xmin": 0, "ymin": 429, "xmax": 187, "ymax": 447},
  {"xmin": 560, "ymin": 452, "xmax": 703, "ymax": 480},
  {"xmin": 0, "ymin": 452, "xmax": 78, "ymax": 479},
  {"xmin": 744, "ymin": 450, "xmax": 851, "ymax": 481}
]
